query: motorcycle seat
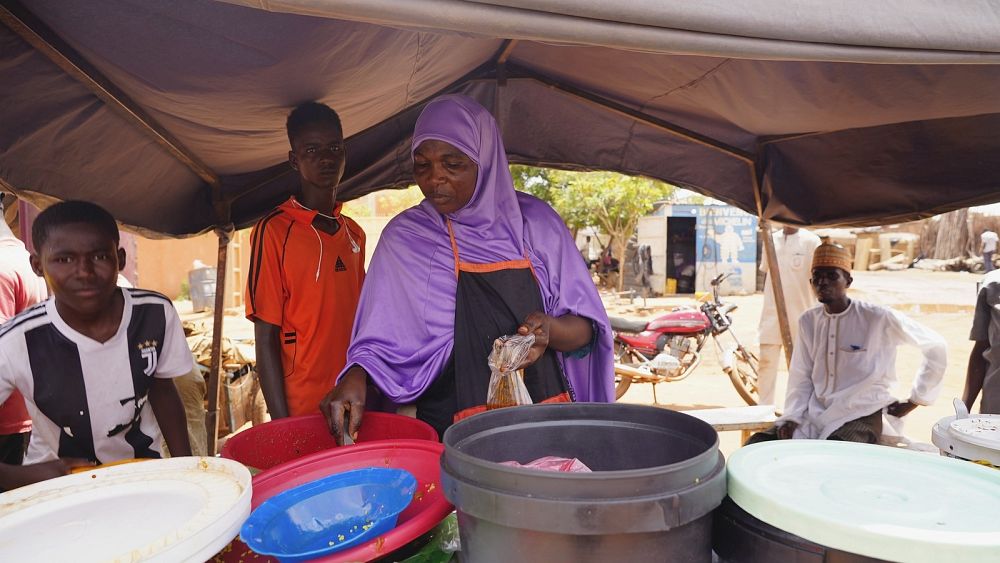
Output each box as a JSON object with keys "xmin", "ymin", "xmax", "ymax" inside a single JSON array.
[{"xmin": 609, "ymin": 317, "xmax": 648, "ymax": 333}]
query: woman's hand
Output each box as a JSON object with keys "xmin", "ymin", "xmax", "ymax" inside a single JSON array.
[
  {"xmin": 514, "ymin": 312, "xmax": 594, "ymax": 370},
  {"xmin": 515, "ymin": 312, "xmax": 552, "ymax": 370},
  {"xmin": 319, "ymin": 367, "xmax": 368, "ymax": 445}
]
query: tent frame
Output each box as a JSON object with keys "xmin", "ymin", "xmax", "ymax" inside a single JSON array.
[{"xmin": 0, "ymin": 2, "xmax": 801, "ymax": 454}]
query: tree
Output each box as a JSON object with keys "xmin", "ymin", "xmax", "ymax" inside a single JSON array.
[
  {"xmin": 510, "ymin": 165, "xmax": 554, "ymax": 202},
  {"xmin": 522, "ymin": 169, "xmax": 673, "ymax": 290},
  {"xmin": 510, "ymin": 165, "xmax": 587, "ymax": 240}
]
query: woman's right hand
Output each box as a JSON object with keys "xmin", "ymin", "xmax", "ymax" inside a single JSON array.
[{"xmin": 319, "ymin": 367, "xmax": 368, "ymax": 446}]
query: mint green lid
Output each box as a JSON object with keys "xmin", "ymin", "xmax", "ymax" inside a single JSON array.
[{"xmin": 728, "ymin": 441, "xmax": 1000, "ymax": 563}]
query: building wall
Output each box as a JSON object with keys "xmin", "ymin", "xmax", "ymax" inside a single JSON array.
[
  {"xmin": 132, "ymin": 217, "xmax": 393, "ymax": 309},
  {"xmin": 128, "ymin": 201, "xmax": 401, "ymax": 311},
  {"xmin": 134, "ymin": 229, "xmax": 252, "ymax": 309},
  {"xmin": 637, "ymin": 216, "xmax": 668, "ymax": 293},
  {"xmin": 653, "ymin": 204, "xmax": 759, "ymax": 295}
]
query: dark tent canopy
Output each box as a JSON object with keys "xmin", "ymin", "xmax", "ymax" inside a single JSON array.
[
  {"xmin": 6, "ymin": 0, "xmax": 999, "ymax": 453},
  {"xmin": 3, "ymin": 0, "xmax": 1000, "ymax": 236}
]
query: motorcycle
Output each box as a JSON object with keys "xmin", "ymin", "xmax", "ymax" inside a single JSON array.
[{"xmin": 610, "ymin": 273, "xmax": 760, "ymax": 405}]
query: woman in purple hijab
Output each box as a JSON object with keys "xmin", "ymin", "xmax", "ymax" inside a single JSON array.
[{"xmin": 321, "ymin": 95, "xmax": 614, "ymax": 440}]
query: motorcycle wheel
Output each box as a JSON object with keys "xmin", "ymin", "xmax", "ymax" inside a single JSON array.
[
  {"xmin": 726, "ymin": 347, "xmax": 760, "ymax": 406},
  {"xmin": 613, "ymin": 342, "xmax": 642, "ymax": 400},
  {"xmin": 614, "ymin": 372, "xmax": 632, "ymax": 400}
]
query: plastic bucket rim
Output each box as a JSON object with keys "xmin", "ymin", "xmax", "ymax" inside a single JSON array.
[
  {"xmin": 444, "ymin": 437, "xmax": 718, "ymax": 482},
  {"xmin": 442, "ymin": 405, "xmax": 720, "ymax": 481},
  {"xmin": 441, "ymin": 452, "xmax": 728, "ymax": 534},
  {"xmin": 252, "ymin": 438, "xmax": 443, "ymax": 485},
  {"xmin": 443, "ymin": 403, "xmax": 719, "ymax": 443},
  {"xmin": 442, "ymin": 449, "xmax": 728, "ymax": 504},
  {"xmin": 219, "ymin": 411, "xmax": 438, "ymax": 467}
]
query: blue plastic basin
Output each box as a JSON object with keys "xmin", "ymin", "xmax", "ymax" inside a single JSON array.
[{"xmin": 240, "ymin": 467, "xmax": 417, "ymax": 562}]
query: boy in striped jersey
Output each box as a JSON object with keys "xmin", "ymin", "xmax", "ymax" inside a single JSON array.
[{"xmin": 0, "ymin": 201, "xmax": 191, "ymax": 490}]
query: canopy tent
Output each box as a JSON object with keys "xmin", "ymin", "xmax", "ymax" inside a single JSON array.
[
  {"xmin": 3, "ymin": 0, "xmax": 1000, "ymax": 235},
  {"xmin": 3, "ymin": 0, "xmax": 1000, "ymax": 451}
]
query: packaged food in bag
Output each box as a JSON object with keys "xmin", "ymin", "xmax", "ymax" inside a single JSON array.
[
  {"xmin": 486, "ymin": 334, "xmax": 534, "ymax": 409},
  {"xmin": 500, "ymin": 456, "xmax": 593, "ymax": 473}
]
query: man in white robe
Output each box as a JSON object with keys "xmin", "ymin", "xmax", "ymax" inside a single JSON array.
[
  {"xmin": 757, "ymin": 226, "xmax": 821, "ymax": 407},
  {"xmin": 748, "ymin": 242, "xmax": 947, "ymax": 443}
]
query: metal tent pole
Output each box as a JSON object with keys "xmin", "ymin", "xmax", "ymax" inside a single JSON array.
[
  {"xmin": 205, "ymin": 226, "xmax": 233, "ymax": 456},
  {"xmin": 751, "ymin": 173, "xmax": 794, "ymax": 366}
]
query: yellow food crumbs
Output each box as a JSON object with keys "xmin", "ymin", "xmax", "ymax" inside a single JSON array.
[
  {"xmin": 426, "ymin": 483, "xmax": 436, "ymax": 492},
  {"xmin": 338, "ymin": 534, "xmax": 346, "ymax": 541}
]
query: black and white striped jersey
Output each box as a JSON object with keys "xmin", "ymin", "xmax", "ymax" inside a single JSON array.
[{"xmin": 0, "ymin": 288, "xmax": 193, "ymax": 464}]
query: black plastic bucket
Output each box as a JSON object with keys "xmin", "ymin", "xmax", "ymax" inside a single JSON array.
[
  {"xmin": 441, "ymin": 403, "xmax": 726, "ymax": 562},
  {"xmin": 713, "ymin": 497, "xmax": 889, "ymax": 563}
]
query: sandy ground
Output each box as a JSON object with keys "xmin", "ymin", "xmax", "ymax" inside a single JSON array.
[{"xmin": 607, "ymin": 269, "xmax": 983, "ymax": 459}]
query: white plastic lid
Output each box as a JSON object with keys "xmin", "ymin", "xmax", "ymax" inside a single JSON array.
[
  {"xmin": 728, "ymin": 441, "xmax": 1000, "ymax": 563},
  {"xmin": 0, "ymin": 456, "xmax": 251, "ymax": 562},
  {"xmin": 949, "ymin": 415, "xmax": 1000, "ymax": 450}
]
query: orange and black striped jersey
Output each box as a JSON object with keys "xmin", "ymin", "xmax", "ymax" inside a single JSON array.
[{"xmin": 246, "ymin": 197, "xmax": 365, "ymax": 416}]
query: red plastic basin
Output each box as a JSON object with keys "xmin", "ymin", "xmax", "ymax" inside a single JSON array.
[
  {"xmin": 220, "ymin": 412, "xmax": 438, "ymax": 470},
  {"xmin": 214, "ymin": 440, "xmax": 452, "ymax": 563}
]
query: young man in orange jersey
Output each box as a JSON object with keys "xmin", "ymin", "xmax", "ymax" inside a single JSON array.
[{"xmin": 246, "ymin": 102, "xmax": 365, "ymax": 419}]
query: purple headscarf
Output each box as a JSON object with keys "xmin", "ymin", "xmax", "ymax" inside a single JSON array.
[{"xmin": 342, "ymin": 95, "xmax": 613, "ymax": 404}]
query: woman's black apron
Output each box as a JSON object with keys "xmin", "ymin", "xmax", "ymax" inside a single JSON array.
[{"xmin": 416, "ymin": 220, "xmax": 572, "ymax": 438}]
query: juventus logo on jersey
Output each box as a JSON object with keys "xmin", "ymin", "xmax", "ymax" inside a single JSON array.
[{"xmin": 137, "ymin": 339, "xmax": 159, "ymax": 376}]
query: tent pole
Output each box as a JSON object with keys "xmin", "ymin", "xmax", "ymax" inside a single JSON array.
[
  {"xmin": 493, "ymin": 40, "xmax": 517, "ymax": 130},
  {"xmin": 495, "ymin": 39, "xmax": 518, "ymax": 64},
  {"xmin": 205, "ymin": 226, "xmax": 232, "ymax": 456},
  {"xmin": 750, "ymin": 171, "xmax": 794, "ymax": 367}
]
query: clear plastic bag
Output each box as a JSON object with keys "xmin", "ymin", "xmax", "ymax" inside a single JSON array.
[{"xmin": 486, "ymin": 334, "xmax": 534, "ymax": 410}]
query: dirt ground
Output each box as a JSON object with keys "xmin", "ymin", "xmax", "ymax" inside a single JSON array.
[{"xmin": 606, "ymin": 269, "xmax": 982, "ymax": 458}]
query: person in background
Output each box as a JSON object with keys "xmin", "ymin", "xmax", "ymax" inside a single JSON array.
[
  {"xmin": 747, "ymin": 242, "xmax": 947, "ymax": 444},
  {"xmin": 246, "ymin": 101, "xmax": 365, "ymax": 419},
  {"xmin": 0, "ymin": 201, "xmax": 191, "ymax": 490},
  {"xmin": 0, "ymin": 196, "xmax": 47, "ymax": 474},
  {"xmin": 981, "ymin": 229, "xmax": 998, "ymax": 272},
  {"xmin": 584, "ymin": 236, "xmax": 600, "ymax": 270},
  {"xmin": 578, "ymin": 236, "xmax": 589, "ymax": 262},
  {"xmin": 756, "ymin": 226, "xmax": 821, "ymax": 407},
  {"xmin": 672, "ymin": 252, "xmax": 696, "ymax": 293},
  {"xmin": 322, "ymin": 95, "xmax": 613, "ymax": 441},
  {"xmin": 963, "ymin": 268, "xmax": 1000, "ymax": 414}
]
